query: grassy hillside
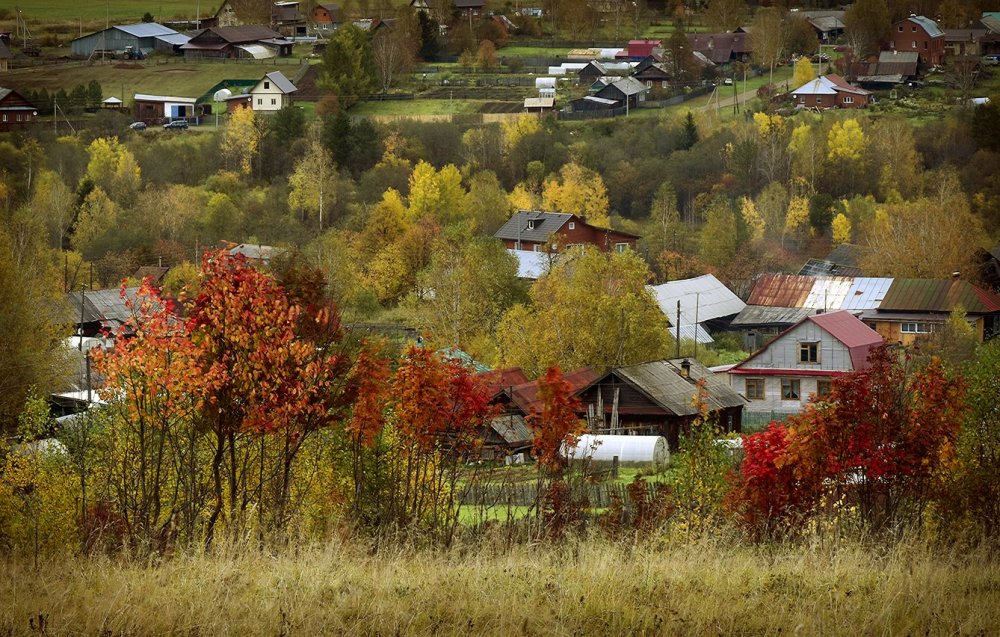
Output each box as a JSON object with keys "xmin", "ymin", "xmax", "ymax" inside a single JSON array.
[
  {"xmin": 3, "ymin": 538, "xmax": 998, "ymax": 635},
  {"xmin": 9, "ymin": 1, "xmax": 208, "ymax": 23},
  {"xmin": 3, "ymin": 59, "xmax": 308, "ymax": 100}
]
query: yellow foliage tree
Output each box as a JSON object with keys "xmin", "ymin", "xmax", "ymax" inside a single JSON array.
[
  {"xmin": 831, "ymin": 212, "xmax": 852, "ymax": 245},
  {"xmin": 494, "ymin": 248, "xmax": 672, "ymax": 376},
  {"xmin": 541, "ymin": 162, "xmax": 610, "ymax": 228},
  {"xmin": 501, "ymin": 115, "xmax": 541, "ymax": 155},
  {"xmin": 827, "ymin": 118, "xmax": 866, "ymax": 162},
  {"xmin": 784, "ymin": 195, "xmax": 810, "ymax": 248},
  {"xmin": 508, "ymin": 183, "xmax": 539, "ymax": 211},
  {"xmin": 792, "ymin": 57, "xmax": 816, "ymax": 88},
  {"xmin": 72, "ymin": 187, "xmax": 118, "ymax": 257},
  {"xmin": 288, "ymin": 141, "xmax": 338, "ymax": 231},
  {"xmin": 740, "ymin": 196, "xmax": 765, "ymax": 243},
  {"xmin": 224, "ymin": 106, "xmax": 261, "ymax": 177},
  {"xmin": 85, "ymin": 137, "xmax": 141, "ymax": 205},
  {"xmin": 407, "ymin": 161, "xmax": 465, "ymax": 223}
]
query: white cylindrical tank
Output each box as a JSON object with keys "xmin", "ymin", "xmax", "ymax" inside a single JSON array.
[
  {"xmin": 562, "ymin": 434, "xmax": 669, "ymax": 465},
  {"xmin": 535, "ymin": 77, "xmax": 557, "ymax": 89}
]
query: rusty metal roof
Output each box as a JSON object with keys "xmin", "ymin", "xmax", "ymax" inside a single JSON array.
[
  {"xmin": 746, "ymin": 273, "xmax": 817, "ymax": 307},
  {"xmin": 879, "ymin": 278, "xmax": 1000, "ymax": 314}
]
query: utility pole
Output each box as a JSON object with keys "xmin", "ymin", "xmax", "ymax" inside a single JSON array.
[{"xmin": 675, "ymin": 300, "xmax": 681, "ymax": 358}]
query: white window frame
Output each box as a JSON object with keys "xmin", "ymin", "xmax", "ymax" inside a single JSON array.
[
  {"xmin": 843, "ymin": 96, "xmax": 854, "ymax": 104},
  {"xmin": 615, "ymin": 242, "xmax": 629, "ymax": 253},
  {"xmin": 901, "ymin": 321, "xmax": 935, "ymax": 334},
  {"xmin": 568, "ymin": 221, "xmax": 575, "ymax": 230}
]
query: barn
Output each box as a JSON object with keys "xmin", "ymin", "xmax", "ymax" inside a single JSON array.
[{"xmin": 71, "ymin": 23, "xmax": 188, "ymax": 58}]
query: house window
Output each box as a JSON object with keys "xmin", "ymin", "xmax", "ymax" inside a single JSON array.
[
  {"xmin": 15, "ymin": 113, "xmax": 21, "ymax": 121},
  {"xmin": 271, "ymin": 98, "xmax": 276, "ymax": 105},
  {"xmin": 527, "ymin": 219, "xmax": 537, "ymax": 230},
  {"xmin": 1, "ymin": 114, "xmax": 5, "ymax": 122},
  {"xmin": 781, "ymin": 378, "xmax": 801, "ymax": 401},
  {"xmin": 264, "ymin": 81, "xmax": 270, "ymax": 89},
  {"xmin": 615, "ymin": 243, "xmax": 629, "ymax": 253},
  {"xmin": 898, "ymin": 25, "xmax": 903, "ymax": 31},
  {"xmin": 843, "ymin": 96, "xmax": 854, "ymax": 104},
  {"xmin": 799, "ymin": 342, "xmax": 819, "ymax": 363},
  {"xmin": 745, "ymin": 378, "xmax": 765, "ymax": 400},
  {"xmin": 912, "ymin": 26, "xmax": 917, "ymax": 32},
  {"xmin": 901, "ymin": 322, "xmax": 935, "ymax": 334},
  {"xmin": 912, "ymin": 41, "xmax": 917, "ymax": 48},
  {"xmin": 568, "ymin": 222, "xmax": 575, "ymax": 230},
  {"xmin": 816, "ymin": 380, "xmax": 833, "ymax": 399},
  {"xmin": 532, "ymin": 244, "xmax": 540, "ymax": 252},
  {"xmin": 924, "ymin": 41, "xmax": 928, "ymax": 50},
  {"xmin": 646, "ymin": 80, "xmax": 652, "ymax": 88},
  {"xmin": 662, "ymin": 80, "xmax": 668, "ymax": 88},
  {"xmin": 257, "ymin": 98, "xmax": 263, "ymax": 105}
]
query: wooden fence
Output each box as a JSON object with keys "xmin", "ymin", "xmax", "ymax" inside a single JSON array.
[{"xmin": 460, "ymin": 480, "xmax": 667, "ymax": 509}]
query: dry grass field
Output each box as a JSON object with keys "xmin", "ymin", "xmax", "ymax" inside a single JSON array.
[{"xmin": 3, "ymin": 536, "xmax": 999, "ymax": 635}]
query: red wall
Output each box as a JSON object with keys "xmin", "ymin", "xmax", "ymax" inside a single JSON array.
[{"xmin": 891, "ymin": 20, "xmax": 945, "ymax": 65}]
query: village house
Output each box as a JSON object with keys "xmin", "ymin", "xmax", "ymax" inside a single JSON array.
[
  {"xmin": 272, "ymin": 1, "xmax": 307, "ymax": 36},
  {"xmin": 0, "ymin": 87, "xmax": 36, "ymax": 131},
  {"xmin": 790, "ymin": 74, "xmax": 872, "ymax": 109},
  {"xmin": 688, "ymin": 32, "xmax": 751, "ymax": 65},
  {"xmin": 180, "ymin": 25, "xmax": 292, "ymax": 60},
  {"xmin": 0, "ymin": 39, "xmax": 11, "ymax": 72},
  {"xmin": 796, "ymin": 10, "xmax": 845, "ymax": 42},
  {"xmin": 312, "ymin": 3, "xmax": 342, "ymax": 34},
  {"xmin": 890, "ymin": 15, "xmax": 945, "ymax": 66},
  {"xmin": 493, "ymin": 210, "xmax": 640, "ymax": 253},
  {"xmin": 858, "ymin": 278, "xmax": 1000, "ymax": 345},
  {"xmin": 249, "ymin": 70, "xmax": 297, "ymax": 112},
  {"xmin": 593, "ymin": 76, "xmax": 649, "ymax": 110},
  {"xmin": 575, "ymin": 358, "xmax": 747, "ymax": 450},
  {"xmin": 943, "ymin": 28, "xmax": 989, "ymax": 57},
  {"xmin": 729, "ymin": 311, "xmax": 883, "ymax": 416},
  {"xmin": 631, "ymin": 56, "xmax": 672, "ymax": 90}
]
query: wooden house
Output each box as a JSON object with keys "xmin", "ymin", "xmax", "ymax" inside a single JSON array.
[
  {"xmin": 576, "ymin": 359, "xmax": 747, "ymax": 450},
  {"xmin": 249, "ymin": 70, "xmax": 297, "ymax": 112},
  {"xmin": 493, "ymin": 210, "xmax": 640, "ymax": 253},
  {"xmin": 688, "ymin": 32, "xmax": 751, "ymax": 65},
  {"xmin": 70, "ymin": 22, "xmax": 189, "ymax": 58},
  {"xmin": 790, "ymin": 74, "xmax": 871, "ymax": 109},
  {"xmin": 67, "ymin": 286, "xmax": 143, "ymax": 338},
  {"xmin": 943, "ymin": 28, "xmax": 988, "ymax": 57},
  {"xmin": 858, "ymin": 278, "xmax": 1000, "ymax": 344},
  {"xmin": 0, "ymin": 39, "xmax": 11, "ymax": 72},
  {"xmin": 632, "ymin": 57, "xmax": 672, "ymax": 89},
  {"xmin": 0, "ymin": 87, "xmax": 36, "ymax": 131},
  {"xmin": 594, "ymin": 76, "xmax": 648, "ymax": 110},
  {"xmin": 454, "ymin": 0, "xmax": 486, "ymax": 19},
  {"xmin": 180, "ymin": 25, "xmax": 292, "ymax": 60},
  {"xmin": 890, "ymin": 15, "xmax": 945, "ymax": 66},
  {"xmin": 729, "ymin": 311, "xmax": 883, "ymax": 416},
  {"xmin": 312, "ymin": 3, "xmax": 342, "ymax": 34},
  {"xmin": 272, "ymin": 1, "xmax": 307, "ymax": 36}
]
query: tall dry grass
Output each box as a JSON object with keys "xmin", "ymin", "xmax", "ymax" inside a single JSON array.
[{"xmin": 3, "ymin": 534, "xmax": 999, "ymax": 636}]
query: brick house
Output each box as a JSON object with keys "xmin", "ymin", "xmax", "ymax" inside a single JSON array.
[
  {"xmin": 890, "ymin": 15, "xmax": 945, "ymax": 66},
  {"xmin": 790, "ymin": 74, "xmax": 872, "ymax": 109},
  {"xmin": 494, "ymin": 210, "xmax": 640, "ymax": 253}
]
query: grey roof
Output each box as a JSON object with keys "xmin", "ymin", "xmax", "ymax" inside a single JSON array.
[
  {"xmin": 230, "ymin": 243, "xmax": 283, "ymax": 262},
  {"xmin": 113, "ymin": 22, "xmax": 179, "ymax": 38},
  {"xmin": 67, "ymin": 287, "xmax": 141, "ymax": 327},
  {"xmin": 840, "ymin": 277, "xmax": 893, "ymax": 311},
  {"xmin": 730, "ymin": 305, "xmax": 816, "ymax": 327},
  {"xmin": 906, "ymin": 15, "xmax": 944, "ymax": 38},
  {"xmin": 155, "ymin": 33, "xmax": 191, "ymax": 45},
  {"xmin": 610, "ymin": 76, "xmax": 648, "ymax": 96},
  {"xmin": 648, "ymin": 274, "xmax": 745, "ymax": 325},
  {"xmin": 613, "ymin": 358, "xmax": 747, "ymax": 417},
  {"xmin": 798, "ymin": 258, "xmax": 862, "ymax": 277},
  {"xmin": 806, "ymin": 15, "xmax": 845, "ymax": 32},
  {"xmin": 263, "ymin": 70, "xmax": 297, "ymax": 94},
  {"xmin": 878, "ymin": 50, "xmax": 919, "ymax": 64},
  {"xmin": 982, "ymin": 15, "xmax": 1000, "ymax": 33},
  {"xmin": 580, "ymin": 60, "xmax": 607, "ymax": 75},
  {"xmin": 489, "ymin": 414, "xmax": 532, "ymax": 445},
  {"xmin": 494, "ymin": 210, "xmax": 573, "ymax": 244}
]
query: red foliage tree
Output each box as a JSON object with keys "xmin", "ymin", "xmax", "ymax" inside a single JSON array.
[{"xmin": 529, "ymin": 367, "xmax": 584, "ymax": 473}]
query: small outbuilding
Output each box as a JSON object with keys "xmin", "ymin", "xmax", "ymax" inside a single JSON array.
[
  {"xmin": 563, "ymin": 434, "xmax": 669, "ymax": 466},
  {"xmin": 133, "ymin": 93, "xmax": 199, "ymax": 124},
  {"xmin": 249, "ymin": 70, "xmax": 297, "ymax": 112}
]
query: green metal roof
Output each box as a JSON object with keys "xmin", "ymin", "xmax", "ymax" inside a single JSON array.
[{"xmin": 879, "ymin": 278, "xmax": 1000, "ymax": 314}]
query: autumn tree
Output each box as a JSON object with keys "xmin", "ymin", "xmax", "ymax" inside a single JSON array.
[
  {"xmin": 792, "ymin": 57, "xmax": 816, "ymax": 89},
  {"xmin": 783, "ymin": 195, "xmax": 810, "ymax": 249},
  {"xmin": 495, "ymin": 247, "xmax": 672, "ymax": 377},
  {"xmin": 665, "ymin": 24, "xmax": 699, "ymax": 85},
  {"xmin": 831, "ymin": 212, "xmax": 852, "ymax": 245},
  {"xmin": 844, "ymin": 0, "xmax": 890, "ymax": 59},
  {"xmin": 782, "ymin": 346, "xmax": 966, "ymax": 531},
  {"xmin": 372, "ymin": 26, "xmax": 415, "ymax": 95},
  {"xmin": 476, "ymin": 40, "xmax": 498, "ymax": 70},
  {"xmin": 699, "ymin": 197, "xmax": 738, "ymax": 268},
  {"xmin": 530, "ymin": 367, "xmax": 585, "ymax": 473},
  {"xmin": 223, "ymin": 106, "xmax": 261, "ymax": 177},
  {"xmin": 704, "ymin": 0, "xmax": 747, "ymax": 33},
  {"xmin": 288, "ymin": 139, "xmax": 338, "ymax": 231},
  {"xmin": 407, "ymin": 160, "xmax": 465, "ymax": 223},
  {"xmin": 541, "ymin": 162, "xmax": 610, "ymax": 228},
  {"xmin": 750, "ymin": 7, "xmax": 787, "ymax": 87}
]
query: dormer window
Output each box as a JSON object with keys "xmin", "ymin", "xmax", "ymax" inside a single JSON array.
[
  {"xmin": 527, "ymin": 219, "xmax": 537, "ymax": 230},
  {"xmin": 264, "ymin": 81, "xmax": 270, "ymax": 89}
]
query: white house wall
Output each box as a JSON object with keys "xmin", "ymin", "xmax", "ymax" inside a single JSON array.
[{"xmin": 250, "ymin": 85, "xmax": 290, "ymax": 112}]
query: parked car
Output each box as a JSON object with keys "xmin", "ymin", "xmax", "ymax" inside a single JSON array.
[
  {"xmin": 983, "ymin": 54, "xmax": 1000, "ymax": 66},
  {"xmin": 128, "ymin": 121, "xmax": 147, "ymax": 131},
  {"xmin": 163, "ymin": 120, "xmax": 188, "ymax": 130}
]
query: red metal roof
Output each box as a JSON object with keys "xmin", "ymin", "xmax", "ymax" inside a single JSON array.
[
  {"xmin": 807, "ymin": 310, "xmax": 883, "ymax": 369},
  {"xmin": 485, "ymin": 367, "xmax": 530, "ymax": 397},
  {"xmin": 746, "ymin": 273, "xmax": 817, "ymax": 307},
  {"xmin": 507, "ymin": 367, "xmax": 599, "ymax": 415}
]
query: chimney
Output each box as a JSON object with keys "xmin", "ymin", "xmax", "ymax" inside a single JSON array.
[{"xmin": 680, "ymin": 359, "xmax": 691, "ymax": 379}]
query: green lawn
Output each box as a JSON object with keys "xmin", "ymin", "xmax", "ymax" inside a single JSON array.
[
  {"xmin": 500, "ymin": 46, "xmax": 573, "ymax": 58},
  {"xmin": 351, "ymin": 98, "xmax": 486, "ymax": 116},
  {"xmin": 3, "ymin": 59, "xmax": 308, "ymax": 101},
  {"xmin": 14, "ymin": 0, "xmax": 204, "ymax": 23}
]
